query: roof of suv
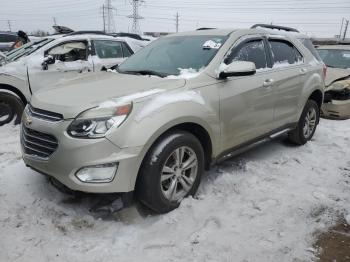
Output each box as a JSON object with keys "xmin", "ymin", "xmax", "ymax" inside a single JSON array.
[{"xmin": 166, "ymin": 27, "xmax": 310, "ymax": 39}]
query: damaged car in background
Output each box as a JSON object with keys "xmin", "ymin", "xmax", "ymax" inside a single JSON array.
[
  {"xmin": 0, "ymin": 32, "xmax": 146, "ymax": 126},
  {"xmin": 317, "ymin": 45, "xmax": 350, "ymax": 119}
]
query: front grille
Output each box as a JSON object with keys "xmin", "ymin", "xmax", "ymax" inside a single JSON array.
[
  {"xmin": 28, "ymin": 104, "xmax": 64, "ymax": 122},
  {"xmin": 21, "ymin": 126, "xmax": 58, "ymax": 159}
]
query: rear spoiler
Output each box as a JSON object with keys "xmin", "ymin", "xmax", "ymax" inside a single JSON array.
[{"xmin": 251, "ymin": 24, "xmax": 299, "ymax": 33}]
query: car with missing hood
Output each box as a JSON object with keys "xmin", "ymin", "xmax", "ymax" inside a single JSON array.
[
  {"xmin": 317, "ymin": 45, "xmax": 350, "ymax": 119},
  {"xmin": 0, "ymin": 32, "xmax": 144, "ymax": 126},
  {"xmin": 21, "ymin": 27, "xmax": 324, "ymax": 214}
]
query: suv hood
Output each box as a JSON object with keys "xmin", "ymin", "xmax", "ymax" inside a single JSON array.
[
  {"xmin": 30, "ymin": 72, "xmax": 186, "ymax": 119},
  {"xmin": 325, "ymin": 67, "xmax": 350, "ymax": 87}
]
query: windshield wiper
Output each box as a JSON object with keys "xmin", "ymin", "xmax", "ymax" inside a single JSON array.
[{"xmin": 121, "ymin": 69, "xmax": 168, "ymax": 78}]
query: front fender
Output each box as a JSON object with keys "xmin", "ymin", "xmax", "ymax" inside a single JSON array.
[
  {"xmin": 0, "ymin": 73, "xmax": 30, "ymax": 101},
  {"xmin": 106, "ymin": 87, "xmax": 221, "ymax": 159}
]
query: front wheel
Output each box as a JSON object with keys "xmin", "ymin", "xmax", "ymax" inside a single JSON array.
[
  {"xmin": 0, "ymin": 92, "xmax": 25, "ymax": 126},
  {"xmin": 288, "ymin": 100, "xmax": 320, "ymax": 145},
  {"xmin": 136, "ymin": 131, "xmax": 205, "ymax": 214}
]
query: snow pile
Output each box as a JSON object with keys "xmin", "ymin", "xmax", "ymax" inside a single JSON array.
[
  {"xmin": 346, "ymin": 214, "xmax": 350, "ymax": 225},
  {"xmin": 98, "ymin": 88, "xmax": 165, "ymax": 108},
  {"xmin": 0, "ymin": 119, "xmax": 349, "ymax": 262},
  {"xmin": 167, "ymin": 68, "xmax": 203, "ymax": 79}
]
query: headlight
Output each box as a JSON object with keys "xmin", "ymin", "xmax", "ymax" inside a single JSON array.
[{"xmin": 67, "ymin": 103, "xmax": 132, "ymax": 138}]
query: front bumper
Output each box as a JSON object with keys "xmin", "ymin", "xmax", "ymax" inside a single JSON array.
[
  {"xmin": 21, "ymin": 117, "xmax": 143, "ymax": 193},
  {"xmin": 321, "ymin": 99, "xmax": 350, "ymax": 120}
]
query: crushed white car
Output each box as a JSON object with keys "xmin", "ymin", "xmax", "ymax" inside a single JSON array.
[{"xmin": 0, "ymin": 32, "xmax": 146, "ymax": 126}]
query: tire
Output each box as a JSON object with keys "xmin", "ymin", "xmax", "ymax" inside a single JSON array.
[
  {"xmin": 136, "ymin": 131, "xmax": 205, "ymax": 214},
  {"xmin": 0, "ymin": 92, "xmax": 25, "ymax": 126},
  {"xmin": 288, "ymin": 100, "xmax": 320, "ymax": 145}
]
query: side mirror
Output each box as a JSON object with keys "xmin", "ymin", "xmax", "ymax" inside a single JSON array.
[
  {"xmin": 219, "ymin": 61, "xmax": 256, "ymax": 79},
  {"xmin": 41, "ymin": 55, "xmax": 55, "ymax": 70}
]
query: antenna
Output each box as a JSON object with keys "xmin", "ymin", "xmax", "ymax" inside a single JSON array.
[{"xmin": 127, "ymin": 0, "xmax": 144, "ymax": 34}]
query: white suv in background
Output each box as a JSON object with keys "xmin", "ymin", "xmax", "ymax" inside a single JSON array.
[{"xmin": 0, "ymin": 32, "xmax": 146, "ymax": 126}]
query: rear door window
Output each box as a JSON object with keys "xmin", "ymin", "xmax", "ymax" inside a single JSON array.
[
  {"xmin": 225, "ymin": 39, "xmax": 268, "ymax": 69},
  {"xmin": 94, "ymin": 40, "xmax": 123, "ymax": 59},
  {"xmin": 269, "ymin": 39, "xmax": 303, "ymax": 67}
]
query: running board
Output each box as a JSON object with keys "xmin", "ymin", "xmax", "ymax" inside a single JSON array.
[{"xmin": 215, "ymin": 127, "xmax": 293, "ymax": 164}]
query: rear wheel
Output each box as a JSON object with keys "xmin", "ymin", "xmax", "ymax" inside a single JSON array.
[
  {"xmin": 136, "ymin": 131, "xmax": 204, "ymax": 214},
  {"xmin": 0, "ymin": 92, "xmax": 25, "ymax": 126},
  {"xmin": 288, "ymin": 100, "xmax": 320, "ymax": 145}
]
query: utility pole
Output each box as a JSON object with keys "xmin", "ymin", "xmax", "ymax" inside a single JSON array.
[
  {"xmin": 175, "ymin": 12, "xmax": 179, "ymax": 33},
  {"xmin": 53, "ymin": 17, "xmax": 57, "ymax": 26},
  {"xmin": 102, "ymin": 0, "xmax": 117, "ymax": 33},
  {"xmin": 339, "ymin": 18, "xmax": 345, "ymax": 39},
  {"xmin": 127, "ymin": 0, "xmax": 144, "ymax": 34},
  {"xmin": 102, "ymin": 4, "xmax": 106, "ymax": 32},
  {"xmin": 7, "ymin": 20, "xmax": 12, "ymax": 32},
  {"xmin": 343, "ymin": 19, "xmax": 349, "ymax": 40}
]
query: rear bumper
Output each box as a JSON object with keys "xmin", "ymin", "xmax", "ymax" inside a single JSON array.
[{"xmin": 321, "ymin": 99, "xmax": 350, "ymax": 120}]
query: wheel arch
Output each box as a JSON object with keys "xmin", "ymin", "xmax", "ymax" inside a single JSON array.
[
  {"xmin": 308, "ymin": 89, "xmax": 323, "ymax": 109},
  {"xmin": 0, "ymin": 83, "xmax": 27, "ymax": 106}
]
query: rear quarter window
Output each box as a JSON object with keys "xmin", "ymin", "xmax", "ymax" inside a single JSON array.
[{"xmin": 299, "ymin": 38, "xmax": 322, "ymax": 62}]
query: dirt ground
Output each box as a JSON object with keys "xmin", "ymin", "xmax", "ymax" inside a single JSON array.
[{"xmin": 315, "ymin": 219, "xmax": 350, "ymax": 261}]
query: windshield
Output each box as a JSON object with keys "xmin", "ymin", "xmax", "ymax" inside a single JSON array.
[
  {"xmin": 118, "ymin": 35, "xmax": 227, "ymax": 77},
  {"xmin": 5, "ymin": 38, "xmax": 54, "ymax": 62},
  {"xmin": 318, "ymin": 49, "xmax": 350, "ymax": 69}
]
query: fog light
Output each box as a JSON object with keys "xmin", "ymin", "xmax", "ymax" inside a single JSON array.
[{"xmin": 75, "ymin": 163, "xmax": 118, "ymax": 183}]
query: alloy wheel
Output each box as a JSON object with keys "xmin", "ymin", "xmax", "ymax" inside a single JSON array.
[
  {"xmin": 160, "ymin": 146, "xmax": 198, "ymax": 202},
  {"xmin": 303, "ymin": 107, "xmax": 317, "ymax": 139}
]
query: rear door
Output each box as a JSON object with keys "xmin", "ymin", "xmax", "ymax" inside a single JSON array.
[
  {"xmin": 266, "ymin": 37, "xmax": 306, "ymax": 127},
  {"xmin": 91, "ymin": 40, "xmax": 133, "ymax": 71}
]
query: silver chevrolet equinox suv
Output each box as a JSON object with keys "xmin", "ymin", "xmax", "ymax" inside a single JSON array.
[{"xmin": 21, "ymin": 26, "xmax": 325, "ymax": 213}]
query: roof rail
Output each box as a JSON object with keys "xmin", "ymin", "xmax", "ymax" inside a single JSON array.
[
  {"xmin": 196, "ymin": 28, "xmax": 216, "ymax": 31},
  {"xmin": 251, "ymin": 24, "xmax": 299, "ymax": 33},
  {"xmin": 64, "ymin": 31, "xmax": 110, "ymax": 37}
]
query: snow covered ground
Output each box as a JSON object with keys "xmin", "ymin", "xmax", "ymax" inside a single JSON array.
[{"xmin": 0, "ymin": 119, "xmax": 349, "ymax": 262}]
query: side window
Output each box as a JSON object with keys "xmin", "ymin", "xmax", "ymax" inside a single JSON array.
[
  {"xmin": 0, "ymin": 34, "xmax": 17, "ymax": 42},
  {"xmin": 122, "ymin": 42, "xmax": 133, "ymax": 57},
  {"xmin": 225, "ymin": 40, "xmax": 267, "ymax": 69},
  {"xmin": 48, "ymin": 41, "xmax": 87, "ymax": 62},
  {"xmin": 269, "ymin": 40, "xmax": 303, "ymax": 66},
  {"xmin": 94, "ymin": 40, "xmax": 123, "ymax": 59}
]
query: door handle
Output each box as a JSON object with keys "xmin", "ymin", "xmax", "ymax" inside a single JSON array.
[
  {"xmin": 299, "ymin": 68, "xmax": 307, "ymax": 75},
  {"xmin": 263, "ymin": 79, "xmax": 274, "ymax": 87}
]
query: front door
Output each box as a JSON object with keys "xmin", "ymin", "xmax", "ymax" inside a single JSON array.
[
  {"xmin": 28, "ymin": 40, "xmax": 93, "ymax": 93},
  {"xmin": 218, "ymin": 37, "xmax": 276, "ymax": 151}
]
